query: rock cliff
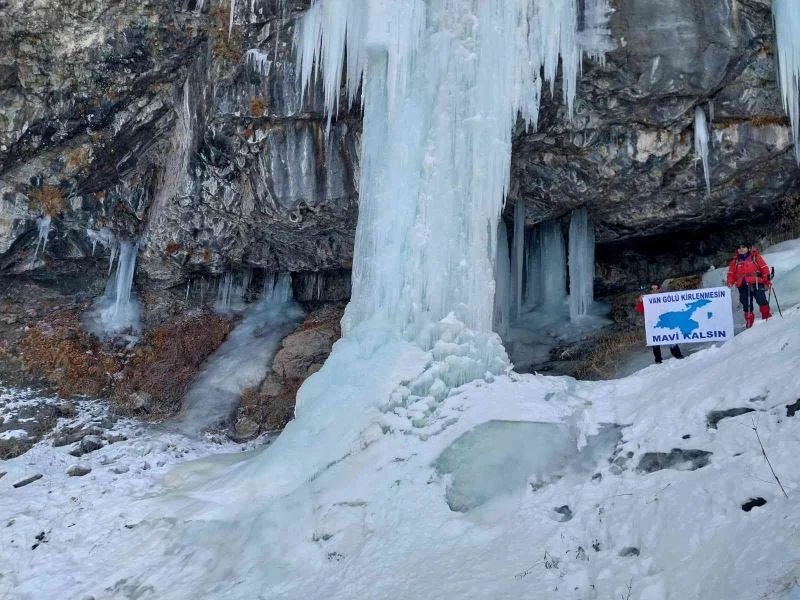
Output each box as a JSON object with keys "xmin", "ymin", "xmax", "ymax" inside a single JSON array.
[{"xmin": 0, "ymin": 0, "xmax": 797, "ymax": 294}]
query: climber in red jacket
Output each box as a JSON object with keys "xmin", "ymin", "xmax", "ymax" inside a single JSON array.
[
  {"xmin": 636, "ymin": 283, "xmax": 684, "ymax": 364},
  {"xmin": 726, "ymin": 243, "xmax": 772, "ymax": 328}
]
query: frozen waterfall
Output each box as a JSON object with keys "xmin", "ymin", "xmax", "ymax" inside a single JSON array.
[
  {"xmin": 32, "ymin": 216, "xmax": 51, "ymax": 261},
  {"xmin": 568, "ymin": 207, "xmax": 595, "ymax": 321},
  {"xmin": 773, "ymin": 0, "xmax": 800, "ymax": 162},
  {"xmin": 174, "ymin": 273, "xmax": 304, "ymax": 435},
  {"xmin": 83, "ymin": 240, "xmax": 142, "ymax": 337},
  {"xmin": 51, "ymin": 3, "xmax": 617, "ymax": 593},
  {"xmin": 299, "ymin": 0, "xmax": 611, "ymax": 350},
  {"xmin": 168, "ymin": 0, "xmax": 615, "ymax": 498},
  {"xmin": 694, "ymin": 105, "xmax": 711, "ymax": 195}
]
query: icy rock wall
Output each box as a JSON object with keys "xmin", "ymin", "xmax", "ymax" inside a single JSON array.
[{"xmin": 1, "ymin": 0, "xmax": 796, "ymax": 298}]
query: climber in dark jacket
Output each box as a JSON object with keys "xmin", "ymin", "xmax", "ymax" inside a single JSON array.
[
  {"xmin": 725, "ymin": 243, "xmax": 772, "ymax": 328},
  {"xmin": 635, "ymin": 283, "xmax": 684, "ymax": 364}
]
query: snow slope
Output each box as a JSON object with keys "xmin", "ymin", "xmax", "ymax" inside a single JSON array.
[{"xmin": 2, "ymin": 304, "xmax": 799, "ymax": 599}]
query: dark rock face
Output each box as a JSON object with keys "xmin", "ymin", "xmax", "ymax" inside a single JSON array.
[
  {"xmin": 510, "ymin": 0, "xmax": 797, "ymax": 245},
  {"xmin": 0, "ymin": 0, "xmax": 357, "ymax": 292},
  {"xmin": 0, "ymin": 0, "xmax": 797, "ymax": 297}
]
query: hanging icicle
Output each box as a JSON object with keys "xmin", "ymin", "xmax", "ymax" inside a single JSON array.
[{"xmin": 694, "ymin": 105, "xmax": 711, "ymax": 196}]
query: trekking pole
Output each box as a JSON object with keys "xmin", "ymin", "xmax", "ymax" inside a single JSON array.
[
  {"xmin": 769, "ymin": 267, "xmax": 783, "ymax": 318},
  {"xmin": 771, "ymin": 285, "xmax": 784, "ymax": 318}
]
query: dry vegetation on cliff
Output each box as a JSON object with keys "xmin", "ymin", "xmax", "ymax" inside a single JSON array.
[{"xmin": 20, "ymin": 311, "xmax": 235, "ymax": 419}]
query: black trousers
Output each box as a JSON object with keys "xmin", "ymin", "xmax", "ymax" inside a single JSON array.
[
  {"xmin": 652, "ymin": 345, "xmax": 683, "ymax": 363},
  {"xmin": 737, "ymin": 284, "xmax": 769, "ymax": 312}
]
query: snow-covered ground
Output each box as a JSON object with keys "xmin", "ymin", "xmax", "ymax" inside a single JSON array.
[{"xmin": 2, "ymin": 301, "xmax": 800, "ymax": 599}]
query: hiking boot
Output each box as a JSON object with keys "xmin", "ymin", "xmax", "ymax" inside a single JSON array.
[
  {"xmin": 759, "ymin": 305, "xmax": 772, "ymax": 320},
  {"xmin": 744, "ymin": 312, "xmax": 755, "ymax": 328}
]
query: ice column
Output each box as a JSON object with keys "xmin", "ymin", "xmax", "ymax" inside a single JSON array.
[
  {"xmin": 694, "ymin": 105, "xmax": 711, "ymax": 195},
  {"xmin": 493, "ymin": 221, "xmax": 512, "ymax": 337},
  {"xmin": 539, "ymin": 221, "xmax": 567, "ymax": 306},
  {"xmin": 568, "ymin": 207, "xmax": 595, "ymax": 321},
  {"xmin": 511, "ymin": 202, "xmax": 526, "ymax": 320},
  {"xmin": 523, "ymin": 228, "xmax": 542, "ymax": 309},
  {"xmin": 539, "ymin": 220, "xmax": 567, "ymax": 307},
  {"xmin": 773, "ymin": 0, "xmax": 800, "ymax": 162}
]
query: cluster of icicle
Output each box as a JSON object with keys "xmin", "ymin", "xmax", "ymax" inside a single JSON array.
[
  {"xmin": 494, "ymin": 206, "xmax": 595, "ymax": 336},
  {"xmin": 297, "ymin": 0, "xmax": 612, "ymax": 356},
  {"xmin": 773, "ymin": 0, "xmax": 800, "ymax": 162},
  {"xmin": 83, "ymin": 228, "xmax": 141, "ymax": 336}
]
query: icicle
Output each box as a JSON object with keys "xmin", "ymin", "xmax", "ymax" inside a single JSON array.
[
  {"xmin": 272, "ymin": 272, "xmax": 293, "ymax": 303},
  {"xmin": 262, "ymin": 271, "xmax": 276, "ymax": 300},
  {"xmin": 511, "ymin": 202, "xmax": 525, "ymax": 320},
  {"xmin": 32, "ymin": 216, "xmax": 51, "ymax": 261},
  {"xmin": 578, "ymin": 0, "xmax": 615, "ymax": 66},
  {"xmin": 229, "ymin": 0, "xmax": 236, "ymax": 39},
  {"xmin": 540, "ymin": 220, "xmax": 567, "ymax": 307},
  {"xmin": 87, "ymin": 227, "xmax": 120, "ymax": 276},
  {"xmin": 215, "ymin": 272, "xmax": 234, "ymax": 313},
  {"xmin": 694, "ymin": 105, "xmax": 711, "ymax": 196},
  {"xmin": 245, "ymin": 49, "xmax": 272, "ymax": 76},
  {"xmin": 108, "ymin": 244, "xmax": 118, "ymax": 276},
  {"xmin": 568, "ymin": 207, "xmax": 595, "ymax": 321},
  {"xmin": 523, "ymin": 227, "xmax": 542, "ymax": 309},
  {"xmin": 773, "ymin": 0, "xmax": 800, "ymax": 162},
  {"xmin": 185, "ymin": 281, "xmax": 191, "ymax": 304}
]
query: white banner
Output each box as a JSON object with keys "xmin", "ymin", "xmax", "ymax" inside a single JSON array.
[{"xmin": 643, "ymin": 287, "xmax": 734, "ymax": 346}]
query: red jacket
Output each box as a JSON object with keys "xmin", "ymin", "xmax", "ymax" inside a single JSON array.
[
  {"xmin": 726, "ymin": 250, "xmax": 770, "ymax": 287},
  {"xmin": 635, "ymin": 298, "xmax": 645, "ymax": 314}
]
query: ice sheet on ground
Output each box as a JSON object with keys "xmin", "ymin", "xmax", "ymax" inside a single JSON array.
[{"xmin": 435, "ymin": 420, "xmax": 621, "ymax": 511}]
